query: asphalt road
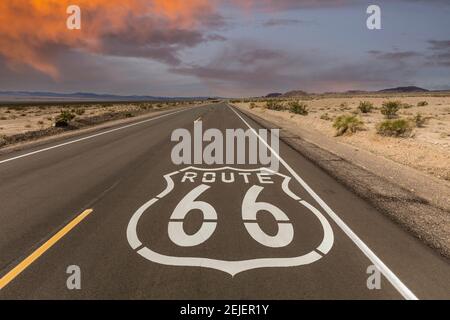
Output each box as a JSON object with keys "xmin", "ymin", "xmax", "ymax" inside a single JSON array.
[{"xmin": 0, "ymin": 102, "xmax": 449, "ymax": 299}]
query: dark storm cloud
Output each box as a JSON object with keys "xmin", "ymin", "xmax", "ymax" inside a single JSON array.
[{"xmin": 99, "ymin": 23, "xmax": 206, "ymax": 66}]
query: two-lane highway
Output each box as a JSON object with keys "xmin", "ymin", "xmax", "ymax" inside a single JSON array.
[{"xmin": 0, "ymin": 103, "xmax": 449, "ymax": 299}]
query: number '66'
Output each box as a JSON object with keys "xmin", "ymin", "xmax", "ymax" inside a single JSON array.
[{"xmin": 168, "ymin": 184, "xmax": 294, "ymax": 248}]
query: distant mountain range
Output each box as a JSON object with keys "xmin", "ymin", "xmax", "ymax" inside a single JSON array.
[
  {"xmin": 377, "ymin": 86, "xmax": 430, "ymax": 93},
  {"xmin": 0, "ymin": 91, "xmax": 212, "ymax": 102},
  {"xmin": 266, "ymin": 86, "xmax": 449, "ymax": 98}
]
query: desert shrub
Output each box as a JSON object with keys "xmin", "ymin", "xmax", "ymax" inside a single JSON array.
[
  {"xmin": 0, "ymin": 116, "xmax": 7, "ymax": 120},
  {"xmin": 125, "ymin": 112, "xmax": 134, "ymax": 118},
  {"xmin": 358, "ymin": 101, "xmax": 374, "ymax": 113},
  {"xmin": 381, "ymin": 101, "xmax": 401, "ymax": 119},
  {"xmin": 54, "ymin": 110, "xmax": 76, "ymax": 127},
  {"xmin": 288, "ymin": 101, "xmax": 308, "ymax": 115},
  {"xmin": 249, "ymin": 102, "xmax": 257, "ymax": 109},
  {"xmin": 320, "ymin": 113, "xmax": 331, "ymax": 121},
  {"xmin": 74, "ymin": 108, "xmax": 85, "ymax": 116},
  {"xmin": 37, "ymin": 120, "xmax": 44, "ymax": 125},
  {"xmin": 0, "ymin": 135, "xmax": 6, "ymax": 147},
  {"xmin": 417, "ymin": 101, "xmax": 428, "ymax": 107},
  {"xmin": 333, "ymin": 115, "xmax": 364, "ymax": 136},
  {"xmin": 266, "ymin": 100, "xmax": 284, "ymax": 111},
  {"xmin": 377, "ymin": 119, "xmax": 412, "ymax": 137},
  {"xmin": 412, "ymin": 113, "xmax": 426, "ymax": 128}
]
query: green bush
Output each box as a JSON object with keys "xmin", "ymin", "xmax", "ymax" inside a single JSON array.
[
  {"xmin": 377, "ymin": 119, "xmax": 412, "ymax": 137},
  {"xmin": 358, "ymin": 101, "xmax": 374, "ymax": 113},
  {"xmin": 288, "ymin": 101, "xmax": 308, "ymax": 115},
  {"xmin": 417, "ymin": 101, "xmax": 428, "ymax": 107},
  {"xmin": 381, "ymin": 101, "xmax": 401, "ymax": 119},
  {"xmin": 333, "ymin": 115, "xmax": 364, "ymax": 136},
  {"xmin": 54, "ymin": 110, "xmax": 76, "ymax": 127},
  {"xmin": 266, "ymin": 100, "xmax": 284, "ymax": 111}
]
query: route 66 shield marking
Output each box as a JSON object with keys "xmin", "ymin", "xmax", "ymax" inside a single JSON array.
[{"xmin": 127, "ymin": 166, "xmax": 334, "ymax": 276}]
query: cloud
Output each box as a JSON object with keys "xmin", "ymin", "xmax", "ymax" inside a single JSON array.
[
  {"xmin": 0, "ymin": 0, "xmax": 448, "ymax": 96},
  {"xmin": 262, "ymin": 18, "xmax": 308, "ymax": 27},
  {"xmin": 170, "ymin": 39, "xmax": 425, "ymax": 96},
  {"xmin": 0, "ymin": 0, "xmax": 220, "ymax": 78},
  {"xmin": 368, "ymin": 50, "xmax": 423, "ymax": 61},
  {"xmin": 427, "ymin": 40, "xmax": 450, "ymax": 67}
]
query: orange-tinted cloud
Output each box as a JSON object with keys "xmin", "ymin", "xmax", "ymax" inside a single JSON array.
[
  {"xmin": 0, "ymin": 0, "xmax": 359, "ymax": 79},
  {"xmin": 0, "ymin": 0, "xmax": 216, "ymax": 78}
]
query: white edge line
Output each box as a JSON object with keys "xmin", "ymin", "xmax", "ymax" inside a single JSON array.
[
  {"xmin": 228, "ymin": 104, "xmax": 418, "ymax": 300},
  {"xmin": 0, "ymin": 107, "xmax": 200, "ymax": 165}
]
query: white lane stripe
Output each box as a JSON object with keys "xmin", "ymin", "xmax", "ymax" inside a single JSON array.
[
  {"xmin": 0, "ymin": 107, "xmax": 199, "ymax": 165},
  {"xmin": 228, "ymin": 104, "xmax": 418, "ymax": 300}
]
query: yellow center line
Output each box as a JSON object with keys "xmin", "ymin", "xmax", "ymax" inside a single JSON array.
[{"xmin": 0, "ymin": 209, "xmax": 94, "ymax": 290}]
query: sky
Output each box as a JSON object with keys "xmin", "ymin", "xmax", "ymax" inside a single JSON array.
[{"xmin": 0, "ymin": 0, "xmax": 449, "ymax": 97}]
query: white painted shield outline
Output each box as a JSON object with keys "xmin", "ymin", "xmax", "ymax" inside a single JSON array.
[{"xmin": 127, "ymin": 166, "xmax": 334, "ymax": 276}]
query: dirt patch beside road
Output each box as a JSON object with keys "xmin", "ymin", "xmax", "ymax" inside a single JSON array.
[{"xmin": 0, "ymin": 101, "xmax": 202, "ymax": 149}]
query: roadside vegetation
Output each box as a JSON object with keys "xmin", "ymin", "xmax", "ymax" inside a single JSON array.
[
  {"xmin": 235, "ymin": 93, "xmax": 450, "ymax": 184},
  {"xmin": 333, "ymin": 115, "xmax": 364, "ymax": 136},
  {"xmin": 54, "ymin": 110, "xmax": 76, "ymax": 127},
  {"xmin": 266, "ymin": 100, "xmax": 284, "ymax": 111},
  {"xmin": 238, "ymin": 97, "xmax": 440, "ymax": 141},
  {"xmin": 380, "ymin": 101, "xmax": 401, "ymax": 119},
  {"xmin": 358, "ymin": 101, "xmax": 374, "ymax": 113},
  {"xmin": 289, "ymin": 101, "xmax": 308, "ymax": 115},
  {"xmin": 376, "ymin": 119, "xmax": 412, "ymax": 137},
  {"xmin": 412, "ymin": 113, "xmax": 427, "ymax": 128}
]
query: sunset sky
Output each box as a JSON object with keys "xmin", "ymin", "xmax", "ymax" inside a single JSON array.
[{"xmin": 0, "ymin": 0, "xmax": 449, "ymax": 97}]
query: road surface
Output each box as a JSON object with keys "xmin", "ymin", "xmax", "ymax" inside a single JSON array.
[{"xmin": 0, "ymin": 103, "xmax": 449, "ymax": 299}]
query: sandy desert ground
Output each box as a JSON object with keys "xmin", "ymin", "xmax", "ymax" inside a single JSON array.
[
  {"xmin": 236, "ymin": 95, "xmax": 450, "ymax": 182},
  {"xmin": 0, "ymin": 101, "xmax": 189, "ymax": 137}
]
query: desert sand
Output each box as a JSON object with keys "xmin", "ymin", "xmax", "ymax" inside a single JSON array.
[{"xmin": 236, "ymin": 95, "xmax": 450, "ymax": 182}]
